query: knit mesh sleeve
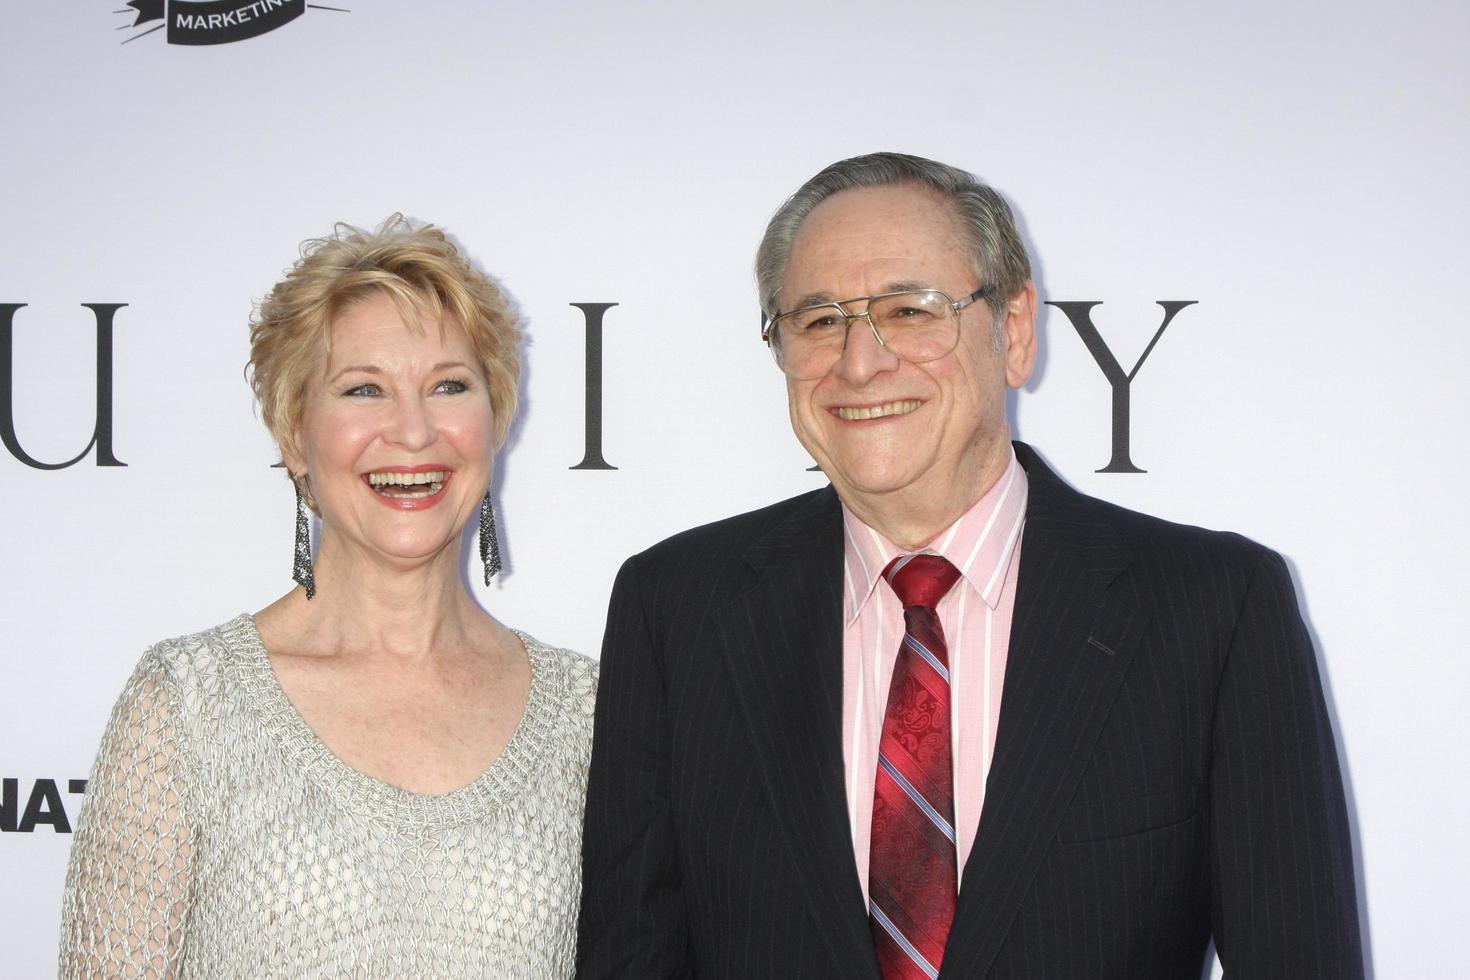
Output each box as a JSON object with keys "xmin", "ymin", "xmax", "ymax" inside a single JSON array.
[{"xmin": 59, "ymin": 653, "xmax": 195, "ymax": 979}]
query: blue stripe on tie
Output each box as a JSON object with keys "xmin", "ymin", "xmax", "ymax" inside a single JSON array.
[
  {"xmin": 903, "ymin": 633, "xmax": 950, "ymax": 683},
  {"xmin": 886, "ymin": 554, "xmax": 919, "ymax": 580},
  {"xmin": 871, "ymin": 901, "xmax": 939, "ymax": 979},
  {"xmin": 878, "ymin": 754, "xmax": 956, "ymax": 843}
]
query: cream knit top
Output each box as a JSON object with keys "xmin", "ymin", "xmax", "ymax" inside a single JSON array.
[{"xmin": 59, "ymin": 615, "xmax": 597, "ymax": 978}]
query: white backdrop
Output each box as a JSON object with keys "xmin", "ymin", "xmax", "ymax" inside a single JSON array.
[{"xmin": 3, "ymin": 2, "xmax": 1467, "ymax": 976}]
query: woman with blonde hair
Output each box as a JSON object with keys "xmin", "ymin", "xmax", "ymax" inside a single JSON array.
[{"xmin": 59, "ymin": 216, "xmax": 595, "ymax": 977}]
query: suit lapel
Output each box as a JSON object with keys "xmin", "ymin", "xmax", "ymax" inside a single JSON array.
[
  {"xmin": 714, "ymin": 487, "xmax": 883, "ymax": 980},
  {"xmin": 940, "ymin": 445, "xmax": 1149, "ymax": 978}
]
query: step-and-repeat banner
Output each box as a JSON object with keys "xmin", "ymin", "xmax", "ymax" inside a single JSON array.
[{"xmin": 3, "ymin": 3, "xmax": 1465, "ymax": 976}]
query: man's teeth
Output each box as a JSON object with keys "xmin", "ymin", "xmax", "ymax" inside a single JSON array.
[
  {"xmin": 367, "ymin": 470, "xmax": 447, "ymax": 487},
  {"xmin": 836, "ymin": 400, "xmax": 921, "ymax": 421}
]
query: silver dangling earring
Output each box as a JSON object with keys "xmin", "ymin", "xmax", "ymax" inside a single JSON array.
[
  {"xmin": 479, "ymin": 490, "xmax": 502, "ymax": 583},
  {"xmin": 292, "ymin": 480, "xmax": 316, "ymax": 600}
]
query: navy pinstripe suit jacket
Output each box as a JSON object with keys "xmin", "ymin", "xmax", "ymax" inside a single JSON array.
[{"xmin": 577, "ymin": 443, "xmax": 1363, "ymax": 979}]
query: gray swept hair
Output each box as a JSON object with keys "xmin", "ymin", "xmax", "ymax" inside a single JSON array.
[{"xmin": 754, "ymin": 152, "xmax": 1031, "ymax": 329}]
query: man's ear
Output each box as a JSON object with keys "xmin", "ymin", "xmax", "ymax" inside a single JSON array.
[{"xmin": 1003, "ymin": 281, "xmax": 1038, "ymax": 389}]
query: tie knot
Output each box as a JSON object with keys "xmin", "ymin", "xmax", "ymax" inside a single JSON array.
[{"xmin": 883, "ymin": 554, "xmax": 960, "ymax": 611}]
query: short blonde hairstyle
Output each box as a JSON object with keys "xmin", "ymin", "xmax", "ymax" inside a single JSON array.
[{"xmin": 247, "ymin": 215, "xmax": 521, "ymax": 508}]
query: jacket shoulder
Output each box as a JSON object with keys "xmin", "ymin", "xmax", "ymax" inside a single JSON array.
[
  {"xmin": 1020, "ymin": 443, "xmax": 1273, "ymax": 574},
  {"xmin": 1094, "ymin": 494, "xmax": 1266, "ymax": 563},
  {"xmin": 1049, "ymin": 484, "xmax": 1290, "ymax": 615},
  {"xmin": 631, "ymin": 486, "xmax": 836, "ymax": 571}
]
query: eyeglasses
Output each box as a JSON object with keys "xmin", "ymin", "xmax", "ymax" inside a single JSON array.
[{"xmin": 762, "ymin": 285, "xmax": 992, "ymax": 380}]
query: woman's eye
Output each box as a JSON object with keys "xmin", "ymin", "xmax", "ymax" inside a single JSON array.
[
  {"xmin": 435, "ymin": 378, "xmax": 469, "ymax": 395},
  {"xmin": 343, "ymin": 383, "xmax": 381, "ymax": 397}
]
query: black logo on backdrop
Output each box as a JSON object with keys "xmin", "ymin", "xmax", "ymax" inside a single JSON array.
[
  {"xmin": 1, "ymin": 298, "xmax": 1196, "ymax": 474},
  {"xmin": 570, "ymin": 303, "xmax": 616, "ymax": 471},
  {"xmin": 1048, "ymin": 300, "xmax": 1197, "ymax": 474},
  {"xmin": 0, "ymin": 303, "xmax": 125, "ymax": 470},
  {"xmin": 116, "ymin": 0, "xmax": 348, "ymax": 46},
  {"xmin": 1, "ymin": 778, "xmax": 87, "ymax": 834}
]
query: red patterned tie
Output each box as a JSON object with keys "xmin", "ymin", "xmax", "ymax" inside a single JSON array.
[{"xmin": 870, "ymin": 554, "xmax": 961, "ymax": 980}]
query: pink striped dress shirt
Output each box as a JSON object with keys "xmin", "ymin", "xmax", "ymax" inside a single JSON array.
[{"xmin": 841, "ymin": 449, "xmax": 1028, "ymax": 905}]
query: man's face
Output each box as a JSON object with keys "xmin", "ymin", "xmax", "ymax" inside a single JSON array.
[{"xmin": 779, "ymin": 184, "xmax": 1036, "ymax": 516}]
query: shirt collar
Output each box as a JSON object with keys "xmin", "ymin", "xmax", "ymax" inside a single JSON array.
[{"xmin": 842, "ymin": 449, "xmax": 1029, "ymax": 625}]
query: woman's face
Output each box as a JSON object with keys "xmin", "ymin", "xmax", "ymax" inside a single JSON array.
[{"xmin": 290, "ymin": 292, "xmax": 496, "ymax": 573}]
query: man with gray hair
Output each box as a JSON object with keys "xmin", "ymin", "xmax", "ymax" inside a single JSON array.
[{"xmin": 578, "ymin": 152, "xmax": 1362, "ymax": 979}]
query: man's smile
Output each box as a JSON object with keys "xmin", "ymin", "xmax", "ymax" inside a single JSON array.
[{"xmin": 833, "ymin": 399, "xmax": 922, "ymax": 422}]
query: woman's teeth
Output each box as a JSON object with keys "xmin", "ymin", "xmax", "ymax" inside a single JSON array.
[{"xmin": 367, "ymin": 471, "xmax": 447, "ymax": 497}]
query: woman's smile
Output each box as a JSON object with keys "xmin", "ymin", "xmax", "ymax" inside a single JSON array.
[{"xmin": 364, "ymin": 467, "xmax": 453, "ymax": 507}]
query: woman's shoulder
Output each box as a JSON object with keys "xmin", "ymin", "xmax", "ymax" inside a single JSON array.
[
  {"xmin": 139, "ymin": 613, "xmax": 259, "ymax": 686},
  {"xmin": 513, "ymin": 629, "xmax": 598, "ymax": 723},
  {"xmin": 91, "ymin": 616, "xmax": 260, "ymax": 780}
]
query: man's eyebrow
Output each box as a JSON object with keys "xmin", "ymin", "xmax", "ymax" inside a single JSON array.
[
  {"xmin": 786, "ymin": 291, "xmax": 836, "ymax": 312},
  {"xmin": 880, "ymin": 280, "xmax": 932, "ymax": 296},
  {"xmin": 785, "ymin": 281, "xmax": 934, "ymax": 312}
]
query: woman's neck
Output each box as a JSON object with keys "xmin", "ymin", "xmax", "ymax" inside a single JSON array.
[{"xmin": 257, "ymin": 535, "xmax": 495, "ymax": 663}]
